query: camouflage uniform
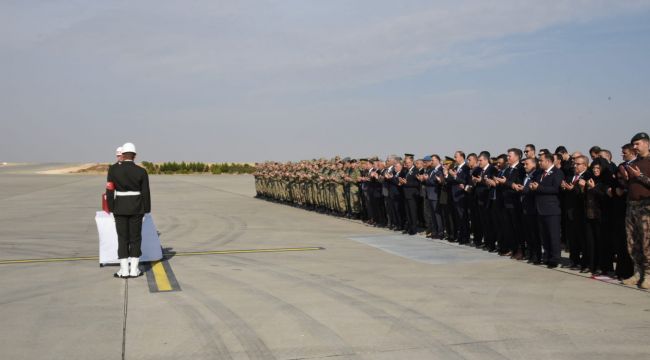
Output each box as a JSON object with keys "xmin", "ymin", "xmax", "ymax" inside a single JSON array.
[{"xmin": 626, "ymin": 199, "xmax": 650, "ymax": 279}]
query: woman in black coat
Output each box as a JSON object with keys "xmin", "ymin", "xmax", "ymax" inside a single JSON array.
[{"xmin": 581, "ymin": 160, "xmax": 612, "ymax": 275}]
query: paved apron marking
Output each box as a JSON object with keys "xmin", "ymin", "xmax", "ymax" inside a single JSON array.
[
  {"xmin": 144, "ymin": 259, "xmax": 181, "ymax": 293},
  {"xmin": 0, "ymin": 247, "xmax": 325, "ymax": 265}
]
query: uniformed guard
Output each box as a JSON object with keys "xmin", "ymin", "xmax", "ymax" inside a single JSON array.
[
  {"xmin": 115, "ymin": 146, "xmax": 123, "ymax": 164},
  {"xmin": 106, "ymin": 142, "xmax": 151, "ymax": 278},
  {"xmin": 621, "ymin": 132, "xmax": 650, "ymax": 289}
]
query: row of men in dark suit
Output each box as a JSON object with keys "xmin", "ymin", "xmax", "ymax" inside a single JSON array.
[{"xmin": 357, "ymin": 145, "xmax": 633, "ymax": 275}]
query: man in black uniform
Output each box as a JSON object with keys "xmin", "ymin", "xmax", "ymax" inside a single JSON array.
[{"xmin": 106, "ymin": 142, "xmax": 151, "ymax": 278}]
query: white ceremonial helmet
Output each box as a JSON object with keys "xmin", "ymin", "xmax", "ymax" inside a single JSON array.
[
  {"xmin": 122, "ymin": 142, "xmax": 137, "ymax": 154},
  {"xmin": 116, "ymin": 146, "xmax": 123, "ymax": 156}
]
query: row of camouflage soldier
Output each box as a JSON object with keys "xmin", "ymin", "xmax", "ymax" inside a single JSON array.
[{"xmin": 253, "ymin": 157, "xmax": 366, "ymax": 217}]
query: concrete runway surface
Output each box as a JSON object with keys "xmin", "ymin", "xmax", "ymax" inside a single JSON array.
[{"xmin": 1, "ymin": 164, "xmax": 649, "ymax": 360}]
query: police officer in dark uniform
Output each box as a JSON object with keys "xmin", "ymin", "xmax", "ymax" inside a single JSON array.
[{"xmin": 106, "ymin": 142, "xmax": 151, "ymax": 278}]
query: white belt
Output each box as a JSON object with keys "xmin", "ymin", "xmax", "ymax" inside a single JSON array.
[{"xmin": 115, "ymin": 191, "xmax": 141, "ymax": 196}]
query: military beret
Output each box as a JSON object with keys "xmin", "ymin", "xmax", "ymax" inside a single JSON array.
[
  {"xmin": 342, "ymin": 157, "xmax": 351, "ymax": 162},
  {"xmin": 631, "ymin": 132, "xmax": 649, "ymax": 142},
  {"xmin": 404, "ymin": 153, "xmax": 415, "ymax": 158},
  {"xmin": 350, "ymin": 159, "xmax": 358, "ymax": 163},
  {"xmin": 423, "ymin": 155, "xmax": 432, "ymax": 161}
]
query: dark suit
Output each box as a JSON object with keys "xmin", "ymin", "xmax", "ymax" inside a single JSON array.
[
  {"xmin": 522, "ymin": 169, "xmax": 541, "ymax": 262},
  {"xmin": 388, "ymin": 168, "xmax": 406, "ymax": 230},
  {"xmin": 468, "ymin": 166, "xmax": 483, "ymax": 246},
  {"xmin": 446, "ymin": 163, "xmax": 471, "ymax": 243},
  {"xmin": 476, "ymin": 165, "xmax": 495, "ymax": 249},
  {"xmin": 503, "ymin": 163, "xmax": 526, "ymax": 253},
  {"xmin": 107, "ymin": 161, "xmax": 151, "ymax": 259},
  {"xmin": 489, "ymin": 167, "xmax": 507, "ymax": 251},
  {"xmin": 402, "ymin": 166, "xmax": 421, "ymax": 235},
  {"xmin": 563, "ymin": 171, "xmax": 588, "ymax": 267},
  {"xmin": 359, "ymin": 168, "xmax": 371, "ymax": 221},
  {"xmin": 534, "ymin": 167, "xmax": 564, "ymax": 266},
  {"xmin": 380, "ymin": 167, "xmax": 395, "ymax": 227},
  {"xmin": 368, "ymin": 168, "xmax": 386, "ymax": 225},
  {"xmin": 424, "ymin": 165, "xmax": 444, "ymax": 237}
]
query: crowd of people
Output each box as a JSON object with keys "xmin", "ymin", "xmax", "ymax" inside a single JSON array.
[{"xmin": 253, "ymin": 132, "xmax": 650, "ymax": 289}]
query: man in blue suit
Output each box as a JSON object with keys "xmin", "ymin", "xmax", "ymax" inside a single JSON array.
[
  {"xmin": 446, "ymin": 151, "xmax": 471, "ymax": 244},
  {"xmin": 423, "ymin": 155, "xmax": 445, "ymax": 239},
  {"xmin": 530, "ymin": 153, "xmax": 565, "ymax": 268}
]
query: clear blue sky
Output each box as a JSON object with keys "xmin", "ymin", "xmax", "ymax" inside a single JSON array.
[{"xmin": 1, "ymin": 1, "xmax": 649, "ymax": 163}]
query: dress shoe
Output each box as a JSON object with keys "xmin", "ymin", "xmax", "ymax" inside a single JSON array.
[
  {"xmin": 547, "ymin": 262, "xmax": 558, "ymax": 269},
  {"xmin": 579, "ymin": 268, "xmax": 591, "ymax": 274}
]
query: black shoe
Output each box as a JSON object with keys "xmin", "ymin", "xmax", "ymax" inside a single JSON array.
[{"xmin": 547, "ymin": 262, "xmax": 558, "ymax": 269}]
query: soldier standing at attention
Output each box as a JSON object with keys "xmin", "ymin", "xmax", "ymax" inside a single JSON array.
[
  {"xmin": 621, "ymin": 132, "xmax": 650, "ymax": 289},
  {"xmin": 106, "ymin": 142, "xmax": 151, "ymax": 278},
  {"xmin": 115, "ymin": 146, "xmax": 123, "ymax": 164}
]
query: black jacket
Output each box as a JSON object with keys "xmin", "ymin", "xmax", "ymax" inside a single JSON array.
[
  {"xmin": 402, "ymin": 166, "xmax": 420, "ymax": 200},
  {"xmin": 534, "ymin": 168, "xmax": 564, "ymax": 216},
  {"xmin": 107, "ymin": 161, "xmax": 151, "ymax": 215},
  {"xmin": 503, "ymin": 163, "xmax": 525, "ymax": 209}
]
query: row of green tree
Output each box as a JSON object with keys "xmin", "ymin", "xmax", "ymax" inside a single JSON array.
[{"xmin": 141, "ymin": 161, "xmax": 255, "ymax": 175}]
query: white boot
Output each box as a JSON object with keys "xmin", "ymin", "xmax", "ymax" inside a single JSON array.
[
  {"xmin": 129, "ymin": 257, "xmax": 142, "ymax": 278},
  {"xmin": 114, "ymin": 258, "xmax": 129, "ymax": 278}
]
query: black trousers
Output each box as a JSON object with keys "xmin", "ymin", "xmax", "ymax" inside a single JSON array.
[
  {"xmin": 422, "ymin": 195, "xmax": 431, "ymax": 231},
  {"xmin": 538, "ymin": 215, "xmax": 561, "ymax": 264},
  {"xmin": 362, "ymin": 190, "xmax": 373, "ymax": 221},
  {"xmin": 115, "ymin": 214, "xmax": 143, "ymax": 259},
  {"xmin": 566, "ymin": 209, "xmax": 586, "ymax": 266},
  {"xmin": 479, "ymin": 203, "xmax": 494, "ymax": 249},
  {"xmin": 440, "ymin": 203, "xmax": 455, "ymax": 239},
  {"xmin": 470, "ymin": 199, "xmax": 483, "ymax": 245},
  {"xmin": 384, "ymin": 195, "xmax": 395, "ymax": 227},
  {"xmin": 505, "ymin": 206, "xmax": 524, "ymax": 252},
  {"xmin": 523, "ymin": 214, "xmax": 541, "ymax": 262},
  {"xmin": 613, "ymin": 210, "xmax": 633, "ymax": 278},
  {"xmin": 391, "ymin": 196, "xmax": 405, "ymax": 229},
  {"xmin": 372, "ymin": 195, "xmax": 386, "ymax": 225},
  {"xmin": 584, "ymin": 218, "xmax": 600, "ymax": 271},
  {"xmin": 404, "ymin": 197, "xmax": 419, "ymax": 234},
  {"xmin": 454, "ymin": 199, "xmax": 470, "ymax": 243}
]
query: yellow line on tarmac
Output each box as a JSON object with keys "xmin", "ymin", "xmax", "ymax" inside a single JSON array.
[
  {"xmin": 0, "ymin": 247, "xmax": 324, "ymax": 265},
  {"xmin": 151, "ymin": 261, "xmax": 172, "ymax": 291}
]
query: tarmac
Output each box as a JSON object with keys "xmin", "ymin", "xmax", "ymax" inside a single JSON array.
[{"xmin": 1, "ymin": 164, "xmax": 650, "ymax": 360}]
